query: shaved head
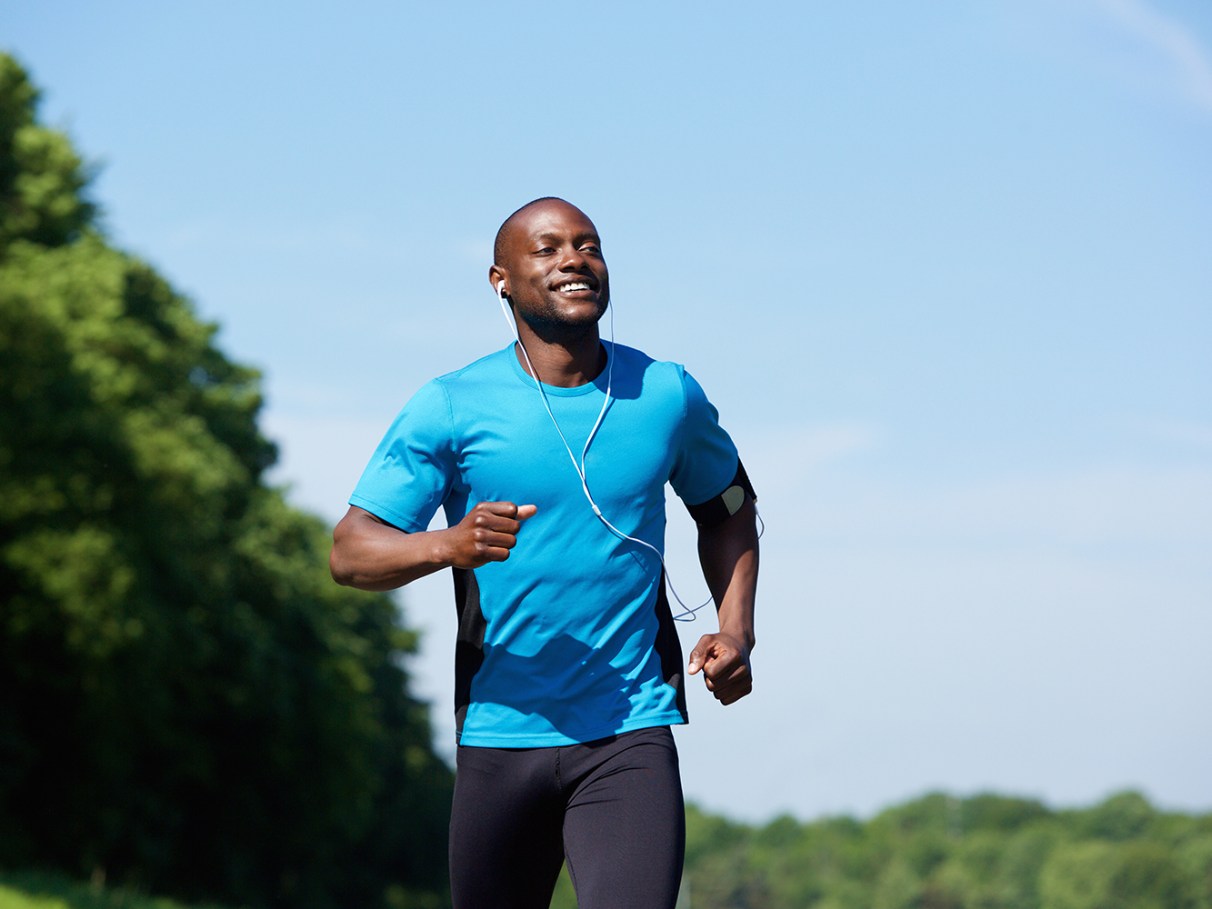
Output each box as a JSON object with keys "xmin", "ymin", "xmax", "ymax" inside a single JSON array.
[
  {"xmin": 493, "ymin": 196, "xmax": 575, "ymax": 265},
  {"xmin": 487, "ymin": 197, "xmax": 609, "ymax": 341}
]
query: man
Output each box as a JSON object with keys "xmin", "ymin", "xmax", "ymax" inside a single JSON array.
[{"xmin": 330, "ymin": 198, "xmax": 758, "ymax": 909}]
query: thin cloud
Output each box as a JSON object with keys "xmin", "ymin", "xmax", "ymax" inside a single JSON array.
[
  {"xmin": 1092, "ymin": 0, "xmax": 1212, "ymax": 112},
  {"xmin": 732, "ymin": 423, "xmax": 881, "ymax": 503},
  {"xmin": 812, "ymin": 463, "xmax": 1212, "ymax": 548},
  {"xmin": 747, "ymin": 424, "xmax": 880, "ymax": 472},
  {"xmin": 1144, "ymin": 418, "xmax": 1212, "ymax": 450}
]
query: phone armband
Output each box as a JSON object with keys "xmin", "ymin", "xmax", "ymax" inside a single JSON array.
[{"xmin": 685, "ymin": 461, "xmax": 756, "ymax": 527}]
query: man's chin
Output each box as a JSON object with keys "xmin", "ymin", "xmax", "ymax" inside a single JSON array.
[{"xmin": 521, "ymin": 308, "xmax": 605, "ymax": 341}]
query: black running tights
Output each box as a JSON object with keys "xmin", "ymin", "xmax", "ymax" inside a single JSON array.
[{"xmin": 448, "ymin": 726, "xmax": 685, "ymax": 909}]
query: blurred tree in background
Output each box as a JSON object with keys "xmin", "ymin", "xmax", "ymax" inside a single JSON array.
[
  {"xmin": 638, "ymin": 792, "xmax": 1212, "ymax": 909},
  {"xmin": 0, "ymin": 53, "xmax": 452, "ymax": 909}
]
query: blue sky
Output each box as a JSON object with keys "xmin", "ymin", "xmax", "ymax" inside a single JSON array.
[{"xmin": 6, "ymin": 0, "xmax": 1210, "ymax": 823}]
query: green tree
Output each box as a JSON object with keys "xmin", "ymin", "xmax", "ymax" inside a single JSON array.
[
  {"xmin": 0, "ymin": 53, "xmax": 451, "ymax": 909},
  {"xmin": 1041, "ymin": 840, "xmax": 1196, "ymax": 909},
  {"xmin": 676, "ymin": 792, "xmax": 1211, "ymax": 909},
  {"xmin": 871, "ymin": 857, "xmax": 921, "ymax": 909},
  {"xmin": 0, "ymin": 55, "xmax": 93, "ymax": 249},
  {"xmin": 992, "ymin": 825, "xmax": 1061, "ymax": 909},
  {"xmin": 1075, "ymin": 791, "xmax": 1156, "ymax": 841},
  {"xmin": 1175, "ymin": 832, "xmax": 1212, "ymax": 909}
]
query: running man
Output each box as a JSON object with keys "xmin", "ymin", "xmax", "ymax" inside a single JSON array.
[{"xmin": 330, "ymin": 197, "xmax": 759, "ymax": 909}]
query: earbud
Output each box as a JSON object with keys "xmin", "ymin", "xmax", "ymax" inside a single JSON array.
[{"xmin": 496, "ymin": 280, "xmax": 506, "ymax": 297}]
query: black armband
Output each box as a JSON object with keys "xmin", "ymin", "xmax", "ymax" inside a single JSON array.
[{"xmin": 685, "ymin": 460, "xmax": 757, "ymax": 527}]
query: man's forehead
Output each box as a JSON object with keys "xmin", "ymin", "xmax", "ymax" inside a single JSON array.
[{"xmin": 507, "ymin": 200, "xmax": 598, "ymax": 239}]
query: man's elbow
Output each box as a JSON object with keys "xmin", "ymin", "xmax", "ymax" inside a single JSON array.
[
  {"xmin": 329, "ymin": 543, "xmax": 355, "ymax": 587},
  {"xmin": 329, "ymin": 518, "xmax": 362, "ymax": 587}
]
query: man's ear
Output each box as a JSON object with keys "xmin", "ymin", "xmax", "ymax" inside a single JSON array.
[{"xmin": 488, "ymin": 265, "xmax": 508, "ymax": 297}]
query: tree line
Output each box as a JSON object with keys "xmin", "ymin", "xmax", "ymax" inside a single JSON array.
[
  {"xmin": 650, "ymin": 790, "xmax": 1211, "ymax": 909},
  {"xmin": 0, "ymin": 53, "xmax": 452, "ymax": 909}
]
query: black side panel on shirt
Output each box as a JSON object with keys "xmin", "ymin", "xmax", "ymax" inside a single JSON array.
[
  {"xmin": 452, "ymin": 568, "xmax": 688, "ymax": 739},
  {"xmin": 653, "ymin": 574, "xmax": 689, "ymax": 723},
  {"xmin": 451, "ymin": 567, "xmax": 486, "ymax": 741}
]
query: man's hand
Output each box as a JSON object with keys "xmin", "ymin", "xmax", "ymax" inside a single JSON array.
[
  {"xmin": 687, "ymin": 632, "xmax": 752, "ymax": 706},
  {"xmin": 330, "ymin": 501, "xmax": 537, "ymax": 591},
  {"xmin": 445, "ymin": 501, "xmax": 537, "ymax": 568}
]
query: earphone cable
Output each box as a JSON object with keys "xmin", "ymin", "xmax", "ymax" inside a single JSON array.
[{"xmin": 496, "ymin": 288, "xmax": 715, "ymax": 621}]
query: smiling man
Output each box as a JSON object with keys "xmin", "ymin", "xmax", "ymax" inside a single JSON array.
[{"xmin": 330, "ymin": 198, "xmax": 759, "ymax": 909}]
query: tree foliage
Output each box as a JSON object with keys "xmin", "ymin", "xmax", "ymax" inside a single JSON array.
[
  {"xmin": 649, "ymin": 791, "xmax": 1212, "ymax": 909},
  {"xmin": 0, "ymin": 53, "xmax": 452, "ymax": 909}
]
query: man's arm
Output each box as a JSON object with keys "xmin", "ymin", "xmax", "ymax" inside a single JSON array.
[
  {"xmin": 330, "ymin": 502, "xmax": 536, "ymax": 591},
  {"xmin": 687, "ymin": 495, "xmax": 759, "ymax": 706}
]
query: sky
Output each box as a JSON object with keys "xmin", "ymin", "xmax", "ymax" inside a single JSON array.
[{"xmin": 4, "ymin": 0, "xmax": 1210, "ymax": 824}]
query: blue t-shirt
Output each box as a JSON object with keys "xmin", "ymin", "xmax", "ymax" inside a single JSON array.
[{"xmin": 350, "ymin": 342, "xmax": 740, "ymax": 747}]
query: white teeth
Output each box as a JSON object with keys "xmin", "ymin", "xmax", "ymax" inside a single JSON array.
[{"xmin": 558, "ymin": 282, "xmax": 590, "ymax": 292}]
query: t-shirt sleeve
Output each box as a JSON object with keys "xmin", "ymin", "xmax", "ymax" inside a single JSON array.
[
  {"xmin": 349, "ymin": 379, "xmax": 456, "ymax": 532},
  {"xmin": 668, "ymin": 368, "xmax": 741, "ymax": 507}
]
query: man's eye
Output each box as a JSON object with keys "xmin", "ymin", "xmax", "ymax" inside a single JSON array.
[{"xmin": 535, "ymin": 247, "xmax": 556, "ymax": 255}]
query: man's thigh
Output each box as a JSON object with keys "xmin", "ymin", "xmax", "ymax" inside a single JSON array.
[
  {"xmin": 449, "ymin": 745, "xmax": 565, "ymax": 909},
  {"xmin": 561, "ymin": 727, "xmax": 686, "ymax": 909}
]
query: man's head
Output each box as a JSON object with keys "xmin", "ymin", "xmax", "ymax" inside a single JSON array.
[{"xmin": 489, "ymin": 198, "xmax": 610, "ymax": 338}]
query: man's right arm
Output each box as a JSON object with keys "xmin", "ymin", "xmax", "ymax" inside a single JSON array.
[{"xmin": 330, "ymin": 502, "xmax": 537, "ymax": 591}]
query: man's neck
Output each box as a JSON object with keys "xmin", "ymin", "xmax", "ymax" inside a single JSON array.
[{"xmin": 512, "ymin": 326, "xmax": 604, "ymax": 388}]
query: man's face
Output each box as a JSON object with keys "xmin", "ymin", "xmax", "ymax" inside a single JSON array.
[{"xmin": 496, "ymin": 200, "xmax": 610, "ymax": 335}]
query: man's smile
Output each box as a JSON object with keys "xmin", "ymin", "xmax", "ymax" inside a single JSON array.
[{"xmin": 553, "ymin": 280, "xmax": 596, "ymax": 294}]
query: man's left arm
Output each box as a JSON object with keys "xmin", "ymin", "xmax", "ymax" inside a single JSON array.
[{"xmin": 687, "ymin": 495, "xmax": 759, "ymax": 706}]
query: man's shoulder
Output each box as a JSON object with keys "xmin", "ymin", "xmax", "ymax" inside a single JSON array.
[
  {"xmin": 612, "ymin": 342, "xmax": 685, "ymax": 377},
  {"xmin": 611, "ymin": 343, "xmax": 693, "ymax": 402},
  {"xmin": 391, "ymin": 347, "xmax": 514, "ymax": 423},
  {"xmin": 422, "ymin": 345, "xmax": 515, "ymax": 393}
]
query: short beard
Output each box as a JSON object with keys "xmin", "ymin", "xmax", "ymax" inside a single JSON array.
[{"xmin": 515, "ymin": 300, "xmax": 608, "ymax": 345}]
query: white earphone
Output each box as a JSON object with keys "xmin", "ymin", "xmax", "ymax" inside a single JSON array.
[{"xmin": 493, "ymin": 280, "xmax": 715, "ymax": 621}]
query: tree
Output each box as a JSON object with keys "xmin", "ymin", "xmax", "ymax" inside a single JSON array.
[
  {"xmin": 0, "ymin": 53, "xmax": 452, "ymax": 909},
  {"xmin": 675, "ymin": 792, "xmax": 1211, "ymax": 909}
]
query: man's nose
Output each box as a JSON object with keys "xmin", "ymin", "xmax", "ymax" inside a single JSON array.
[{"xmin": 558, "ymin": 246, "xmax": 587, "ymax": 270}]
